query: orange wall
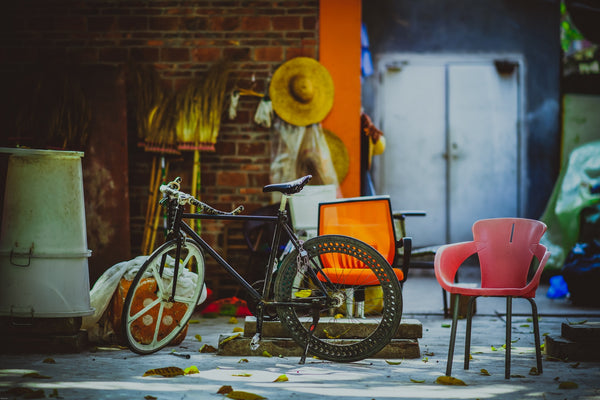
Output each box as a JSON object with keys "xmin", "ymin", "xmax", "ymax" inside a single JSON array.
[{"xmin": 320, "ymin": 0, "xmax": 362, "ymax": 197}]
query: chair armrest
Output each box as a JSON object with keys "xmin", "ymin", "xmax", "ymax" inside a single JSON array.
[
  {"xmin": 434, "ymin": 241, "xmax": 477, "ymax": 291},
  {"xmin": 392, "ymin": 211, "xmax": 427, "ymax": 237},
  {"xmin": 396, "ymin": 237, "xmax": 412, "ymax": 282},
  {"xmin": 522, "ymin": 243, "xmax": 551, "ymax": 297}
]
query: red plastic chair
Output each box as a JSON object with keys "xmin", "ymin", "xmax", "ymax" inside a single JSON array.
[
  {"xmin": 318, "ymin": 196, "xmax": 411, "ymax": 317},
  {"xmin": 434, "ymin": 218, "xmax": 550, "ymax": 379}
]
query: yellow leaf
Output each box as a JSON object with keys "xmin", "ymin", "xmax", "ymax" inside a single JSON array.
[
  {"xmin": 262, "ymin": 350, "xmax": 273, "ymax": 357},
  {"xmin": 480, "ymin": 369, "xmax": 491, "ymax": 376},
  {"xmin": 422, "ymin": 357, "xmax": 429, "ymax": 363},
  {"xmin": 528, "ymin": 367, "xmax": 540, "ymax": 376},
  {"xmin": 568, "ymin": 319, "xmax": 587, "ymax": 325},
  {"xmin": 229, "ymin": 317, "xmax": 238, "ymax": 324},
  {"xmin": 189, "ymin": 319, "xmax": 200, "ymax": 324},
  {"xmin": 233, "ymin": 327, "xmax": 244, "ymax": 332},
  {"xmin": 334, "ymin": 313, "xmax": 344, "ymax": 319},
  {"xmin": 219, "ymin": 333, "xmax": 242, "ymax": 346},
  {"xmin": 435, "ymin": 376, "xmax": 467, "ymax": 386},
  {"xmin": 217, "ymin": 385, "xmax": 233, "ymax": 394},
  {"xmin": 274, "ymin": 374, "xmax": 289, "ymax": 382},
  {"xmin": 559, "ymin": 381, "xmax": 579, "ymax": 389},
  {"xmin": 184, "ymin": 365, "xmax": 199, "ymax": 375},
  {"xmin": 232, "ymin": 373, "xmax": 252, "ymax": 377},
  {"xmin": 226, "ymin": 390, "xmax": 266, "ymax": 400},
  {"xmin": 143, "ymin": 366, "xmax": 184, "ymax": 377},
  {"xmin": 294, "ymin": 289, "xmax": 312, "ymax": 298},
  {"xmin": 410, "ymin": 378, "xmax": 425, "ymax": 383},
  {"xmin": 385, "ymin": 360, "xmax": 402, "ymax": 365},
  {"xmin": 195, "ymin": 334, "xmax": 202, "ymax": 341},
  {"xmin": 491, "ymin": 346, "xmax": 498, "ymax": 351}
]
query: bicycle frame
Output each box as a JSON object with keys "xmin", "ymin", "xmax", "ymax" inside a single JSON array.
[{"xmin": 167, "ymin": 194, "xmax": 330, "ymax": 312}]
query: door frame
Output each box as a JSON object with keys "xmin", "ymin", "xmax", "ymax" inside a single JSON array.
[{"xmin": 373, "ymin": 53, "xmax": 527, "ymax": 241}]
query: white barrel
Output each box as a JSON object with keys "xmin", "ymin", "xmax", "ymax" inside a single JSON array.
[{"xmin": 0, "ymin": 147, "xmax": 93, "ymax": 318}]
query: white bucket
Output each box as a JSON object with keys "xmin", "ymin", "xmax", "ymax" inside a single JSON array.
[{"xmin": 0, "ymin": 147, "xmax": 93, "ymax": 318}]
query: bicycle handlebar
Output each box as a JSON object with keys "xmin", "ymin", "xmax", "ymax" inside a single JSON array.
[{"xmin": 160, "ymin": 177, "xmax": 244, "ymax": 216}]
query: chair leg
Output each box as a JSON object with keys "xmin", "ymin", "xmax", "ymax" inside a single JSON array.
[
  {"xmin": 527, "ymin": 298, "xmax": 543, "ymax": 374},
  {"xmin": 446, "ymin": 293, "xmax": 461, "ymax": 376},
  {"xmin": 505, "ymin": 296, "xmax": 512, "ymax": 379},
  {"xmin": 464, "ymin": 296, "xmax": 477, "ymax": 370},
  {"xmin": 442, "ymin": 289, "xmax": 449, "ymax": 317}
]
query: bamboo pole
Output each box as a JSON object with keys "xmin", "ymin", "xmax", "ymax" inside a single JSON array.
[
  {"xmin": 141, "ymin": 156, "xmax": 159, "ymax": 254},
  {"xmin": 149, "ymin": 157, "xmax": 169, "ymax": 253}
]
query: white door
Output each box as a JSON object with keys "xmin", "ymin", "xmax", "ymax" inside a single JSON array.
[{"xmin": 373, "ymin": 56, "xmax": 521, "ymax": 246}]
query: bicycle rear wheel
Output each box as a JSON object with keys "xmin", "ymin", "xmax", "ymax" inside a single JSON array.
[
  {"xmin": 122, "ymin": 239, "xmax": 205, "ymax": 354},
  {"xmin": 274, "ymin": 235, "xmax": 403, "ymax": 362}
]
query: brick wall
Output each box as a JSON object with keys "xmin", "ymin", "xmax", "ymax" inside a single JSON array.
[{"xmin": 2, "ymin": 0, "xmax": 320, "ymax": 298}]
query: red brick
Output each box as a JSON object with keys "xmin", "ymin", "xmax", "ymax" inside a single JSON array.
[
  {"xmin": 54, "ymin": 16, "xmax": 87, "ymax": 32},
  {"xmin": 209, "ymin": 16, "xmax": 240, "ymax": 31},
  {"xmin": 303, "ymin": 16, "xmax": 317, "ymax": 30},
  {"xmin": 238, "ymin": 142, "xmax": 266, "ymax": 156},
  {"xmin": 130, "ymin": 47, "xmax": 159, "ymax": 62},
  {"xmin": 191, "ymin": 47, "xmax": 222, "ymax": 62},
  {"xmin": 217, "ymin": 171, "xmax": 248, "ymax": 187},
  {"xmin": 146, "ymin": 40, "xmax": 164, "ymax": 46},
  {"xmin": 87, "ymin": 16, "xmax": 116, "ymax": 32},
  {"xmin": 149, "ymin": 17, "xmax": 180, "ymax": 31},
  {"xmin": 100, "ymin": 47, "xmax": 128, "ymax": 62},
  {"xmin": 254, "ymin": 46, "xmax": 283, "ymax": 62},
  {"xmin": 161, "ymin": 47, "xmax": 189, "ymax": 62},
  {"xmin": 223, "ymin": 47, "xmax": 250, "ymax": 61},
  {"xmin": 286, "ymin": 47, "xmax": 317, "ymax": 59},
  {"xmin": 272, "ymin": 16, "xmax": 301, "ymax": 31},
  {"xmin": 240, "ymin": 16, "xmax": 270, "ymax": 31}
]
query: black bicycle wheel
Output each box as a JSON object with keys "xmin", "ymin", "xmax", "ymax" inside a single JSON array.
[
  {"xmin": 122, "ymin": 239, "xmax": 205, "ymax": 354},
  {"xmin": 274, "ymin": 235, "xmax": 403, "ymax": 362}
]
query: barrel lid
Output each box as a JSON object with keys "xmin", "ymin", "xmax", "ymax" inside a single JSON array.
[{"xmin": 0, "ymin": 147, "xmax": 84, "ymax": 158}]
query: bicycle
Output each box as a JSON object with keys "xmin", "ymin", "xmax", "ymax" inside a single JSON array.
[{"xmin": 121, "ymin": 175, "xmax": 403, "ymax": 363}]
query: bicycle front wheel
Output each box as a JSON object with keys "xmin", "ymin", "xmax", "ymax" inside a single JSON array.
[
  {"xmin": 274, "ymin": 235, "xmax": 403, "ymax": 362},
  {"xmin": 122, "ymin": 239, "xmax": 205, "ymax": 354}
]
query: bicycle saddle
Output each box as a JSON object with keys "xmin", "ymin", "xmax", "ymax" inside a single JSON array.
[{"xmin": 263, "ymin": 175, "xmax": 312, "ymax": 195}]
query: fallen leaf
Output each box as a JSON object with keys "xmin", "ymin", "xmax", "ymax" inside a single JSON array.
[
  {"xmin": 510, "ymin": 374, "xmax": 525, "ymax": 378},
  {"xmin": 23, "ymin": 372, "xmax": 51, "ymax": 379},
  {"xmin": 217, "ymin": 385, "xmax": 234, "ymax": 394},
  {"xmin": 274, "ymin": 374, "xmax": 288, "ymax": 382},
  {"xmin": 570, "ymin": 362, "xmax": 580, "ymax": 368},
  {"xmin": 385, "ymin": 360, "xmax": 402, "ymax": 365},
  {"xmin": 233, "ymin": 327, "xmax": 244, "ymax": 332},
  {"xmin": 184, "ymin": 365, "xmax": 199, "ymax": 375},
  {"xmin": 229, "ymin": 317, "xmax": 238, "ymax": 324},
  {"xmin": 491, "ymin": 346, "xmax": 498, "ymax": 351},
  {"xmin": 424, "ymin": 352, "xmax": 434, "ymax": 356},
  {"xmin": 232, "ymin": 373, "xmax": 252, "ymax": 377},
  {"xmin": 480, "ymin": 369, "xmax": 491, "ymax": 376},
  {"xmin": 238, "ymin": 359, "xmax": 249, "ymax": 363},
  {"xmin": 188, "ymin": 319, "xmax": 200, "ymax": 324},
  {"xmin": 143, "ymin": 366, "xmax": 184, "ymax": 377},
  {"xmin": 49, "ymin": 388, "xmax": 61, "ymax": 398},
  {"xmin": 559, "ymin": 381, "xmax": 578, "ymax": 389},
  {"xmin": 144, "ymin": 396, "xmax": 157, "ymax": 400},
  {"xmin": 441, "ymin": 323, "xmax": 451, "ymax": 328},
  {"xmin": 226, "ymin": 390, "xmax": 266, "ymax": 399},
  {"xmin": 435, "ymin": 376, "xmax": 467, "ymax": 386},
  {"xmin": 519, "ymin": 324, "xmax": 530, "ymax": 328},
  {"xmin": 262, "ymin": 350, "xmax": 272, "ymax": 357},
  {"xmin": 195, "ymin": 334, "xmax": 202, "ymax": 341},
  {"xmin": 43, "ymin": 357, "xmax": 56, "ymax": 364},
  {"xmin": 529, "ymin": 367, "xmax": 540, "ymax": 376},
  {"xmin": 568, "ymin": 319, "xmax": 587, "ymax": 325},
  {"xmin": 422, "ymin": 357, "xmax": 429, "ymax": 363},
  {"xmin": 219, "ymin": 333, "xmax": 242, "ymax": 346},
  {"xmin": 410, "ymin": 378, "xmax": 425, "ymax": 383},
  {"xmin": 294, "ymin": 289, "xmax": 312, "ymax": 298},
  {"xmin": 334, "ymin": 313, "xmax": 344, "ymax": 319},
  {"xmin": 200, "ymin": 344, "xmax": 217, "ymax": 353}
]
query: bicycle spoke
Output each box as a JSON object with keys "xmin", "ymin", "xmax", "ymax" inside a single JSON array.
[{"xmin": 128, "ymin": 297, "xmax": 161, "ymax": 322}]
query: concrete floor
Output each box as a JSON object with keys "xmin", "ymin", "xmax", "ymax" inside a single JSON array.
[{"xmin": 1, "ymin": 270, "xmax": 600, "ymax": 400}]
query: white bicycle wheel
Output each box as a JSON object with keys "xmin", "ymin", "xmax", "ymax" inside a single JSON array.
[{"xmin": 122, "ymin": 239, "xmax": 205, "ymax": 354}]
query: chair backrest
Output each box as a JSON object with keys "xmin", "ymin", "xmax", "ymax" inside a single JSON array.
[
  {"xmin": 318, "ymin": 196, "xmax": 397, "ymax": 265},
  {"xmin": 289, "ymin": 184, "xmax": 337, "ymax": 237},
  {"xmin": 473, "ymin": 218, "xmax": 547, "ymax": 289}
]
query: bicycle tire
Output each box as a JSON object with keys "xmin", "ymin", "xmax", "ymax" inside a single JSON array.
[
  {"xmin": 122, "ymin": 239, "xmax": 205, "ymax": 354},
  {"xmin": 274, "ymin": 234, "xmax": 403, "ymax": 362}
]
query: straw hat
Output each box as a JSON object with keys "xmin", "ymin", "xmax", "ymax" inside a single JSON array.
[{"xmin": 269, "ymin": 57, "xmax": 334, "ymax": 126}]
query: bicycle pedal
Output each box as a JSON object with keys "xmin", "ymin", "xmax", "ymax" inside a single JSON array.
[{"xmin": 250, "ymin": 333, "xmax": 261, "ymax": 351}]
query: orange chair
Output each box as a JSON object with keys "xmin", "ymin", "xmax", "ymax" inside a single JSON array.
[
  {"xmin": 318, "ymin": 196, "xmax": 411, "ymax": 317},
  {"xmin": 434, "ymin": 218, "xmax": 550, "ymax": 379}
]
